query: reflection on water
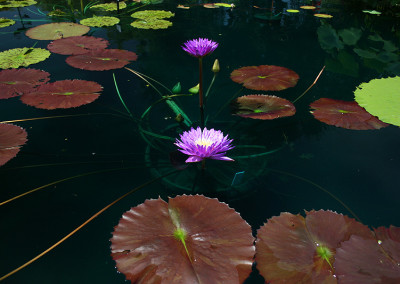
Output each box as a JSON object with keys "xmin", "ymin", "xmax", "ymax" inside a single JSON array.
[{"xmin": 0, "ymin": 0, "xmax": 399, "ymax": 283}]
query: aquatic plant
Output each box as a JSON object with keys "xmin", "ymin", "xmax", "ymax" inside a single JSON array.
[
  {"xmin": 175, "ymin": 127, "xmax": 234, "ymax": 163},
  {"xmin": 0, "ymin": 47, "xmax": 51, "ymax": 69},
  {"xmin": 79, "ymin": 15, "xmax": 120, "ymax": 27},
  {"xmin": 0, "ymin": 123, "xmax": 28, "ymax": 166},
  {"xmin": 25, "ymin": 22, "xmax": 90, "ymax": 40},
  {"xmin": 47, "ymin": 36, "xmax": 110, "ymax": 55},
  {"xmin": 0, "ymin": 18, "xmax": 15, "ymax": 28}
]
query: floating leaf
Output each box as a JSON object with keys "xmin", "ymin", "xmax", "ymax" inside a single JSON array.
[
  {"xmin": 80, "ymin": 16, "xmax": 120, "ymax": 27},
  {"xmin": 0, "ymin": 68, "xmax": 50, "ymax": 99},
  {"xmin": 214, "ymin": 3, "xmax": 232, "ymax": 8},
  {"xmin": 177, "ymin": 4, "xmax": 190, "ymax": 9},
  {"xmin": 66, "ymin": 49, "xmax": 137, "ymax": 71},
  {"xmin": 131, "ymin": 10, "xmax": 175, "ymax": 19},
  {"xmin": 111, "ymin": 195, "xmax": 254, "ymax": 283},
  {"xmin": 314, "ymin": 13, "xmax": 333, "ymax": 18},
  {"xmin": 0, "ymin": 123, "xmax": 28, "ymax": 166},
  {"xmin": 203, "ymin": 3, "xmax": 218, "ymax": 8},
  {"xmin": 20, "ymin": 80, "xmax": 102, "ymax": 109},
  {"xmin": 0, "ymin": 48, "xmax": 51, "ymax": 69},
  {"xmin": 309, "ymin": 98, "xmax": 388, "ymax": 130},
  {"xmin": 0, "ymin": 0, "xmax": 36, "ymax": 8},
  {"xmin": 90, "ymin": 1, "xmax": 127, "ymax": 11},
  {"xmin": 354, "ymin": 77, "xmax": 400, "ymax": 127},
  {"xmin": 47, "ymin": 36, "xmax": 109, "ymax": 55},
  {"xmin": 300, "ymin": 5, "xmax": 316, "ymax": 9},
  {"xmin": 286, "ymin": 9, "xmax": 300, "ymax": 13},
  {"xmin": 353, "ymin": 48, "xmax": 377, "ymax": 59},
  {"xmin": 317, "ymin": 23, "xmax": 344, "ymax": 51},
  {"xmin": 362, "ymin": 10, "xmax": 381, "ymax": 15},
  {"xmin": 256, "ymin": 210, "xmax": 374, "ymax": 284},
  {"xmin": 0, "ymin": 18, "xmax": 15, "ymax": 28},
  {"xmin": 230, "ymin": 65, "xmax": 299, "ymax": 91},
  {"xmin": 232, "ymin": 95, "xmax": 296, "ymax": 120},
  {"xmin": 338, "ymin": 27, "xmax": 362, "ymax": 45},
  {"xmin": 130, "ymin": 19, "xmax": 173, "ymax": 29},
  {"xmin": 335, "ymin": 226, "xmax": 400, "ymax": 283},
  {"xmin": 26, "ymin": 22, "xmax": 90, "ymax": 40}
]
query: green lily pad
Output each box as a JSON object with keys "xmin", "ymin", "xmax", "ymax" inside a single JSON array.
[
  {"xmin": 0, "ymin": 18, "xmax": 15, "ymax": 28},
  {"xmin": 338, "ymin": 27, "xmax": 362, "ymax": 46},
  {"xmin": 214, "ymin": 3, "xmax": 232, "ymax": 7},
  {"xmin": 354, "ymin": 77, "xmax": 400, "ymax": 126},
  {"xmin": 353, "ymin": 48, "xmax": 377, "ymax": 59},
  {"xmin": 80, "ymin": 16, "xmax": 120, "ymax": 27},
  {"xmin": 26, "ymin": 22, "xmax": 90, "ymax": 40},
  {"xmin": 131, "ymin": 10, "xmax": 174, "ymax": 19},
  {"xmin": 130, "ymin": 19, "xmax": 172, "ymax": 29},
  {"xmin": 0, "ymin": 0, "xmax": 36, "ymax": 8},
  {"xmin": 90, "ymin": 1, "xmax": 127, "ymax": 11},
  {"xmin": 317, "ymin": 23, "xmax": 344, "ymax": 51},
  {"xmin": 0, "ymin": 48, "xmax": 51, "ymax": 69},
  {"xmin": 362, "ymin": 10, "xmax": 381, "ymax": 15}
]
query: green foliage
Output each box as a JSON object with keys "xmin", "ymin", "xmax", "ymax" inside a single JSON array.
[
  {"xmin": 317, "ymin": 23, "xmax": 344, "ymax": 51},
  {"xmin": 130, "ymin": 19, "xmax": 172, "ymax": 29},
  {"xmin": 0, "ymin": 17, "xmax": 15, "ymax": 28},
  {"xmin": 80, "ymin": 16, "xmax": 120, "ymax": 27},
  {"xmin": 131, "ymin": 10, "xmax": 174, "ymax": 20},
  {"xmin": 90, "ymin": 1, "xmax": 127, "ymax": 11},
  {"xmin": 0, "ymin": 0, "xmax": 36, "ymax": 8},
  {"xmin": 0, "ymin": 48, "xmax": 50, "ymax": 69},
  {"xmin": 338, "ymin": 28, "xmax": 362, "ymax": 45}
]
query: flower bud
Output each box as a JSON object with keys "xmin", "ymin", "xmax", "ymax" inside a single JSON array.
[{"xmin": 212, "ymin": 59, "xmax": 220, "ymax": 73}]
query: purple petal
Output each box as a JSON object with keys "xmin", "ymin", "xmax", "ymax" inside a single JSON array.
[{"xmin": 186, "ymin": 155, "xmax": 204, "ymax": 163}]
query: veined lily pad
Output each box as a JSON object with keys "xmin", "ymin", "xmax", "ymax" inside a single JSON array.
[
  {"xmin": 80, "ymin": 16, "xmax": 120, "ymax": 27},
  {"xmin": 26, "ymin": 22, "xmax": 90, "ymax": 40},
  {"xmin": 130, "ymin": 19, "xmax": 173, "ymax": 29},
  {"xmin": 214, "ymin": 3, "xmax": 232, "ymax": 8},
  {"xmin": 230, "ymin": 65, "xmax": 299, "ymax": 91},
  {"xmin": 20, "ymin": 80, "xmax": 103, "ymax": 109},
  {"xmin": 0, "ymin": 48, "xmax": 51, "ymax": 69},
  {"xmin": 111, "ymin": 195, "xmax": 255, "ymax": 283},
  {"xmin": 256, "ymin": 210, "xmax": 374, "ymax": 284},
  {"xmin": 354, "ymin": 77, "xmax": 400, "ymax": 127},
  {"xmin": 66, "ymin": 49, "xmax": 137, "ymax": 71},
  {"xmin": 47, "ymin": 36, "xmax": 109, "ymax": 55},
  {"xmin": 0, "ymin": 123, "xmax": 28, "ymax": 166},
  {"xmin": 0, "ymin": 18, "xmax": 15, "ymax": 28},
  {"xmin": 232, "ymin": 95, "xmax": 296, "ymax": 120},
  {"xmin": 131, "ymin": 10, "xmax": 175, "ymax": 19},
  {"xmin": 314, "ymin": 13, "xmax": 333, "ymax": 18},
  {"xmin": 90, "ymin": 1, "xmax": 127, "ymax": 11},
  {"xmin": 0, "ymin": 68, "xmax": 50, "ymax": 99},
  {"xmin": 0, "ymin": 0, "xmax": 36, "ymax": 8},
  {"xmin": 309, "ymin": 98, "xmax": 388, "ymax": 130}
]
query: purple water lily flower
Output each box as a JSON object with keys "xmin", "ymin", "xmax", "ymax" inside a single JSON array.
[
  {"xmin": 182, "ymin": 38, "xmax": 218, "ymax": 58},
  {"xmin": 175, "ymin": 127, "xmax": 234, "ymax": 163}
]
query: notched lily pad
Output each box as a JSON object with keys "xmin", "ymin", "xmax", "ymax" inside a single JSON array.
[
  {"xmin": 0, "ymin": 0, "xmax": 36, "ymax": 8},
  {"xmin": 20, "ymin": 79, "xmax": 103, "ymax": 109},
  {"xmin": 310, "ymin": 98, "xmax": 388, "ymax": 130},
  {"xmin": 26, "ymin": 22, "xmax": 90, "ymax": 40},
  {"xmin": 90, "ymin": 1, "xmax": 127, "ymax": 11},
  {"xmin": 130, "ymin": 19, "xmax": 172, "ymax": 29},
  {"xmin": 111, "ymin": 195, "xmax": 255, "ymax": 284},
  {"xmin": 47, "ymin": 36, "xmax": 109, "ymax": 55},
  {"xmin": 131, "ymin": 10, "xmax": 175, "ymax": 19},
  {"xmin": 0, "ymin": 68, "xmax": 50, "ymax": 99},
  {"xmin": 0, "ymin": 18, "xmax": 15, "ymax": 28},
  {"xmin": 66, "ymin": 49, "xmax": 137, "ymax": 71},
  {"xmin": 80, "ymin": 16, "xmax": 120, "ymax": 27},
  {"xmin": 232, "ymin": 94, "xmax": 296, "ymax": 120},
  {"xmin": 0, "ymin": 123, "xmax": 28, "ymax": 166},
  {"xmin": 314, "ymin": 13, "xmax": 333, "ymax": 18},
  {"xmin": 0, "ymin": 48, "xmax": 51, "ymax": 69},
  {"xmin": 230, "ymin": 65, "xmax": 299, "ymax": 91}
]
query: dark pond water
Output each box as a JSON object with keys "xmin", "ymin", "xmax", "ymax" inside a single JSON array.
[{"xmin": 0, "ymin": 0, "xmax": 399, "ymax": 283}]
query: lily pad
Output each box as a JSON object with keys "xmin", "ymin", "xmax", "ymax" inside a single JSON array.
[
  {"xmin": 111, "ymin": 195, "xmax": 255, "ymax": 283},
  {"xmin": 354, "ymin": 77, "xmax": 400, "ymax": 126},
  {"xmin": 317, "ymin": 23, "xmax": 344, "ymax": 51},
  {"xmin": 362, "ymin": 10, "xmax": 381, "ymax": 15},
  {"xmin": 0, "ymin": 68, "xmax": 50, "ymax": 99},
  {"xmin": 232, "ymin": 95, "xmax": 296, "ymax": 120},
  {"xmin": 90, "ymin": 1, "xmax": 127, "ymax": 11},
  {"xmin": 131, "ymin": 10, "xmax": 175, "ymax": 19},
  {"xmin": 214, "ymin": 3, "xmax": 232, "ymax": 8},
  {"xmin": 0, "ymin": 48, "xmax": 51, "ymax": 69},
  {"xmin": 130, "ymin": 19, "xmax": 173, "ymax": 29},
  {"xmin": 286, "ymin": 9, "xmax": 300, "ymax": 13},
  {"xmin": 256, "ymin": 210, "xmax": 374, "ymax": 284},
  {"xmin": 20, "ymin": 80, "xmax": 102, "ymax": 109},
  {"xmin": 314, "ymin": 13, "xmax": 333, "ymax": 18},
  {"xmin": 0, "ymin": 123, "xmax": 28, "ymax": 166},
  {"xmin": 0, "ymin": 18, "xmax": 15, "ymax": 28},
  {"xmin": 80, "ymin": 16, "xmax": 120, "ymax": 27},
  {"xmin": 230, "ymin": 65, "xmax": 299, "ymax": 91},
  {"xmin": 0, "ymin": 0, "xmax": 36, "ymax": 8},
  {"xmin": 335, "ymin": 226, "xmax": 400, "ymax": 283},
  {"xmin": 26, "ymin": 22, "xmax": 90, "ymax": 40},
  {"xmin": 310, "ymin": 98, "xmax": 388, "ymax": 130},
  {"xmin": 338, "ymin": 27, "xmax": 362, "ymax": 45},
  {"xmin": 66, "ymin": 49, "xmax": 137, "ymax": 71},
  {"xmin": 47, "ymin": 36, "xmax": 109, "ymax": 55},
  {"xmin": 300, "ymin": 5, "xmax": 316, "ymax": 9}
]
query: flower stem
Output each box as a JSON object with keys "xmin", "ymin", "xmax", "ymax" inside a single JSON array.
[{"xmin": 198, "ymin": 57, "xmax": 204, "ymax": 128}]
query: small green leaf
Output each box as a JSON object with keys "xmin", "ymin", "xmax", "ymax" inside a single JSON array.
[
  {"xmin": 172, "ymin": 82, "xmax": 181, "ymax": 94},
  {"xmin": 188, "ymin": 83, "xmax": 199, "ymax": 94}
]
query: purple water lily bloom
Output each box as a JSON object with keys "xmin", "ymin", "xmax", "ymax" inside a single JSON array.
[
  {"xmin": 175, "ymin": 127, "xmax": 234, "ymax": 163},
  {"xmin": 182, "ymin": 38, "xmax": 219, "ymax": 58}
]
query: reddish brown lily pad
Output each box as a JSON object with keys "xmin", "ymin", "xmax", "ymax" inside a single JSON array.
[
  {"xmin": 230, "ymin": 65, "xmax": 299, "ymax": 91},
  {"xmin": 47, "ymin": 36, "xmax": 109, "ymax": 55},
  {"xmin": 0, "ymin": 68, "xmax": 50, "ymax": 99},
  {"xmin": 232, "ymin": 94, "xmax": 296, "ymax": 119},
  {"xmin": 310, "ymin": 98, "xmax": 389, "ymax": 130},
  {"xmin": 20, "ymin": 80, "xmax": 102, "ymax": 109},
  {"xmin": 256, "ymin": 210, "xmax": 374, "ymax": 284},
  {"xmin": 66, "ymin": 49, "xmax": 137, "ymax": 71},
  {"xmin": 335, "ymin": 226, "xmax": 400, "ymax": 283},
  {"xmin": 25, "ymin": 22, "xmax": 90, "ymax": 40},
  {"xmin": 0, "ymin": 123, "xmax": 28, "ymax": 166},
  {"xmin": 111, "ymin": 195, "xmax": 255, "ymax": 284}
]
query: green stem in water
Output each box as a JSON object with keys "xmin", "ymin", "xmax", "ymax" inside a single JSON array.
[
  {"xmin": 113, "ymin": 73, "xmax": 134, "ymax": 118},
  {"xmin": 198, "ymin": 57, "xmax": 204, "ymax": 128}
]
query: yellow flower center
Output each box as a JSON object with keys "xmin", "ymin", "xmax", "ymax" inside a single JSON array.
[{"xmin": 195, "ymin": 138, "xmax": 213, "ymax": 147}]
